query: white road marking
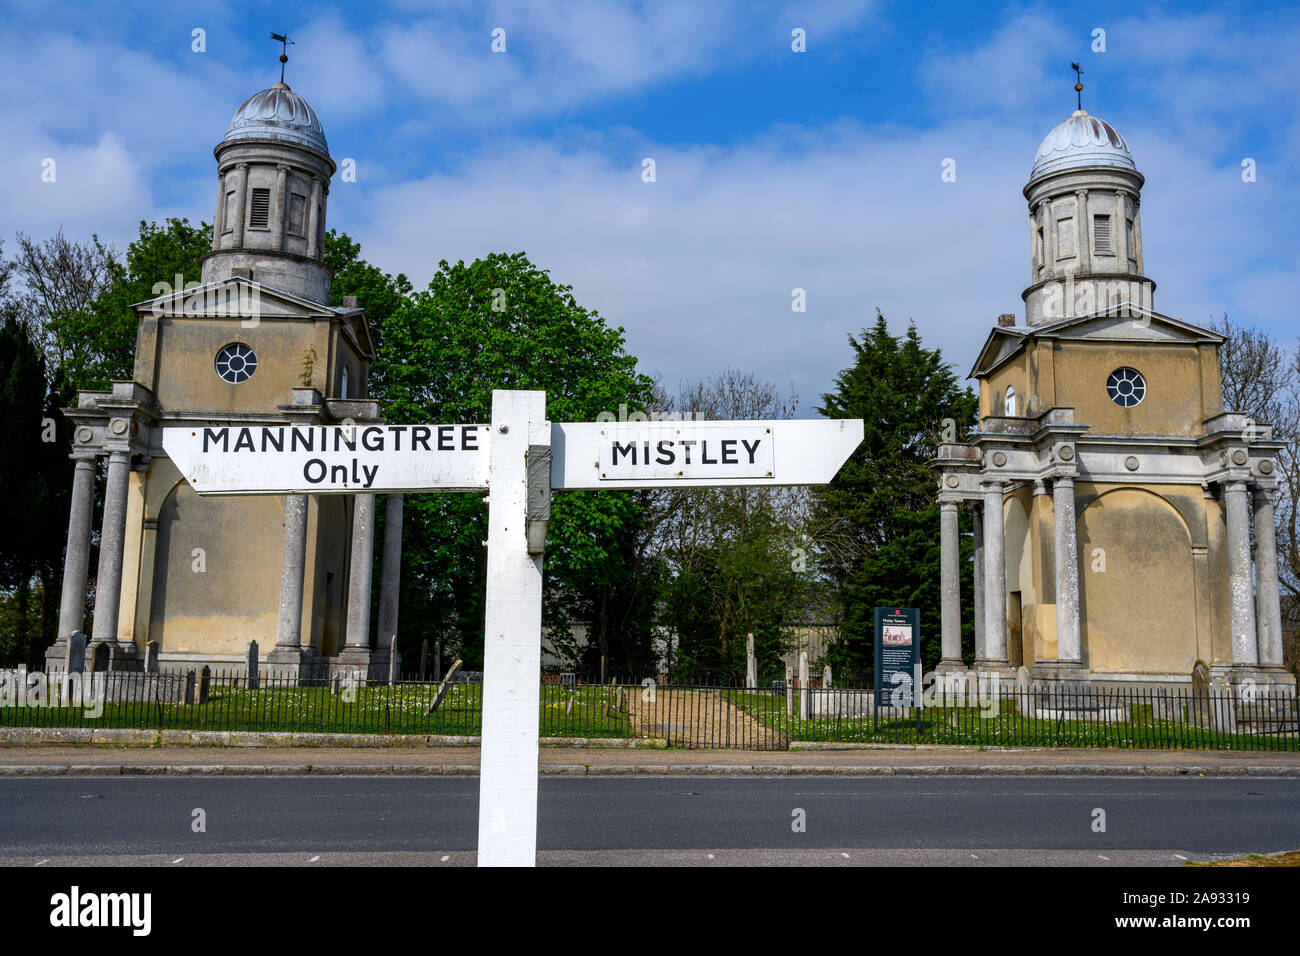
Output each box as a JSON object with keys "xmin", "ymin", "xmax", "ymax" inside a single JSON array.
[
  {"xmin": 171, "ymin": 858, "xmax": 183, "ymax": 864},
  {"xmin": 1174, "ymin": 854, "xmax": 1188, "ymax": 861},
  {"xmin": 1099, "ymin": 855, "xmax": 1110, "ymax": 861},
  {"xmin": 308, "ymin": 855, "xmax": 320, "ymax": 863},
  {"xmin": 34, "ymin": 859, "xmax": 48, "ymax": 866},
  {"xmin": 440, "ymin": 855, "xmax": 450, "ymax": 862}
]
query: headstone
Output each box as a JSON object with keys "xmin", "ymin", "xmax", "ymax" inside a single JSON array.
[
  {"xmin": 1207, "ymin": 676, "xmax": 1237, "ymax": 734},
  {"xmin": 90, "ymin": 642, "xmax": 109, "ymax": 673},
  {"xmin": 247, "ymin": 640, "xmax": 259, "ymax": 690},
  {"xmin": 185, "ymin": 670, "xmax": 196, "ymax": 705},
  {"xmin": 785, "ymin": 664, "xmax": 793, "ymax": 716},
  {"xmin": 419, "ymin": 639, "xmax": 429, "ymax": 681},
  {"xmin": 388, "ymin": 635, "xmax": 399, "ymax": 686},
  {"xmin": 799, "ymin": 651, "xmax": 810, "ymax": 720},
  {"xmin": 145, "ymin": 641, "xmax": 160, "ymax": 674},
  {"xmin": 65, "ymin": 631, "xmax": 86, "ymax": 675},
  {"xmin": 745, "ymin": 633, "xmax": 756, "ymax": 689},
  {"xmin": 434, "ymin": 641, "xmax": 442, "ymax": 685},
  {"xmin": 330, "ymin": 673, "xmax": 341, "ymax": 696},
  {"xmin": 198, "ymin": 665, "xmax": 211, "ymax": 705},
  {"xmin": 822, "ymin": 664, "xmax": 832, "ymax": 690},
  {"xmin": 560, "ymin": 672, "xmax": 577, "ymax": 690}
]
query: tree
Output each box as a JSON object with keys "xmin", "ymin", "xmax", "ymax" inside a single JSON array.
[
  {"xmin": 373, "ymin": 252, "xmax": 656, "ymax": 669},
  {"xmin": 323, "ymin": 229, "xmax": 412, "ymax": 352},
  {"xmin": 814, "ymin": 312, "xmax": 979, "ymax": 675}
]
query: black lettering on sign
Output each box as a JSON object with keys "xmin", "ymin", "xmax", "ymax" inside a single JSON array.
[
  {"xmin": 390, "ymin": 425, "xmax": 407, "ymax": 451},
  {"xmin": 612, "ymin": 441, "xmax": 636, "ymax": 465},
  {"xmin": 679, "ymin": 440, "xmax": 696, "ymax": 464},
  {"xmin": 462, "ymin": 426, "xmax": 478, "ymax": 451},
  {"xmin": 700, "ymin": 441, "xmax": 717, "ymax": 465},
  {"xmin": 291, "ymin": 427, "xmax": 314, "ymax": 452},
  {"xmin": 655, "ymin": 440, "xmax": 675, "ymax": 465},
  {"xmin": 412, "ymin": 426, "xmax": 432, "ymax": 451},
  {"xmin": 303, "ymin": 459, "xmax": 326, "ymax": 483},
  {"xmin": 202, "ymin": 427, "xmax": 228, "ymax": 453},
  {"xmin": 331, "ymin": 464, "xmax": 349, "ymax": 483},
  {"xmin": 721, "ymin": 439, "xmax": 737, "ymax": 464},
  {"xmin": 742, "ymin": 438, "xmax": 761, "ymax": 464},
  {"xmin": 362, "ymin": 427, "xmax": 384, "ymax": 451},
  {"xmin": 262, "ymin": 428, "xmax": 284, "ymax": 452},
  {"xmin": 335, "ymin": 428, "xmax": 357, "ymax": 452},
  {"xmin": 233, "ymin": 428, "xmax": 255, "ymax": 452},
  {"xmin": 438, "ymin": 425, "xmax": 454, "ymax": 451}
]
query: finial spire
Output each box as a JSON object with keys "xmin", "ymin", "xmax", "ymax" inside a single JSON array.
[
  {"xmin": 1070, "ymin": 61, "xmax": 1084, "ymax": 111},
  {"xmin": 270, "ymin": 31, "xmax": 295, "ymax": 85}
]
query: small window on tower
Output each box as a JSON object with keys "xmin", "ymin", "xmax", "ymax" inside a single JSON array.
[
  {"xmin": 1126, "ymin": 218, "xmax": 1135, "ymax": 260},
  {"xmin": 1005, "ymin": 386, "xmax": 1017, "ymax": 417},
  {"xmin": 249, "ymin": 188, "xmax": 271, "ymax": 229},
  {"xmin": 1093, "ymin": 214, "xmax": 1112, "ymax": 254}
]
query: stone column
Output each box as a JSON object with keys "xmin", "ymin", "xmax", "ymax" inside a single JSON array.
[
  {"xmin": 55, "ymin": 454, "xmax": 97, "ymax": 644},
  {"xmin": 1114, "ymin": 190, "xmax": 1130, "ymax": 268},
  {"xmin": 91, "ymin": 450, "xmax": 131, "ymax": 647},
  {"xmin": 938, "ymin": 499, "xmax": 963, "ymax": 670},
  {"xmin": 979, "ymin": 481, "xmax": 1007, "ymax": 668},
  {"xmin": 342, "ymin": 493, "xmax": 376, "ymax": 661},
  {"xmin": 230, "ymin": 163, "xmax": 249, "ymax": 248},
  {"xmin": 273, "ymin": 494, "xmax": 309, "ymax": 654},
  {"xmin": 376, "ymin": 493, "xmax": 404, "ymax": 649},
  {"xmin": 1132, "ymin": 199, "xmax": 1144, "ymax": 274},
  {"xmin": 972, "ymin": 503, "xmax": 984, "ymax": 661},
  {"xmin": 1039, "ymin": 201, "xmax": 1055, "ymax": 272},
  {"xmin": 271, "ymin": 164, "xmax": 288, "ymax": 251},
  {"xmin": 1223, "ymin": 480, "xmax": 1258, "ymax": 666},
  {"xmin": 212, "ymin": 170, "xmax": 225, "ymax": 250},
  {"xmin": 1253, "ymin": 488, "xmax": 1285, "ymax": 670},
  {"xmin": 1053, "ymin": 476, "xmax": 1082, "ymax": 665},
  {"xmin": 306, "ymin": 176, "xmax": 322, "ymax": 258},
  {"xmin": 1075, "ymin": 189, "xmax": 1091, "ymax": 273}
]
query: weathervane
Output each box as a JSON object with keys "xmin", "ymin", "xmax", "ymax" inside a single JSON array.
[
  {"xmin": 271, "ymin": 31, "xmax": 294, "ymax": 84},
  {"xmin": 1070, "ymin": 61, "xmax": 1084, "ymax": 111}
]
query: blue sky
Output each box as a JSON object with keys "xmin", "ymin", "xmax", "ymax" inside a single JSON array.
[{"xmin": 2, "ymin": 0, "xmax": 1297, "ymax": 410}]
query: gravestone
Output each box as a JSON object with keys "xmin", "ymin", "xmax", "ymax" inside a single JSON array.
[
  {"xmin": 823, "ymin": 665, "xmax": 832, "ymax": 689},
  {"xmin": 330, "ymin": 673, "xmax": 342, "ymax": 696},
  {"xmin": 185, "ymin": 670, "xmax": 196, "ymax": 705},
  {"xmin": 799, "ymin": 651, "xmax": 810, "ymax": 720},
  {"xmin": 388, "ymin": 635, "xmax": 399, "ymax": 686},
  {"xmin": 785, "ymin": 664, "xmax": 793, "ymax": 716},
  {"xmin": 198, "ymin": 665, "xmax": 211, "ymax": 705},
  {"xmin": 145, "ymin": 641, "xmax": 160, "ymax": 674},
  {"xmin": 434, "ymin": 641, "xmax": 442, "ymax": 686},
  {"xmin": 560, "ymin": 672, "xmax": 577, "ymax": 690},
  {"xmin": 419, "ymin": 639, "xmax": 429, "ymax": 681},
  {"xmin": 64, "ymin": 631, "xmax": 86, "ymax": 675},
  {"xmin": 745, "ymin": 633, "xmax": 756, "ymax": 689},
  {"xmin": 247, "ymin": 640, "xmax": 259, "ymax": 690}
]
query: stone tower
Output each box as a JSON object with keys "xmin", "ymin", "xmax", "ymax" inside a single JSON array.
[
  {"xmin": 1021, "ymin": 109, "xmax": 1154, "ymax": 326},
  {"xmin": 931, "ymin": 97, "xmax": 1293, "ymax": 698}
]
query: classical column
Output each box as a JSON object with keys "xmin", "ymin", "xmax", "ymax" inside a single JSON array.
[
  {"xmin": 1075, "ymin": 189, "xmax": 1091, "ymax": 273},
  {"xmin": 1114, "ymin": 190, "xmax": 1130, "ymax": 269},
  {"xmin": 376, "ymin": 494, "xmax": 404, "ymax": 647},
  {"xmin": 980, "ymin": 481, "xmax": 1007, "ymax": 667},
  {"xmin": 1253, "ymin": 488, "xmax": 1285, "ymax": 670},
  {"xmin": 1053, "ymin": 476, "xmax": 1082, "ymax": 664},
  {"xmin": 271, "ymin": 164, "xmax": 288, "ymax": 251},
  {"xmin": 274, "ymin": 494, "xmax": 309, "ymax": 652},
  {"xmin": 91, "ymin": 450, "xmax": 131, "ymax": 647},
  {"xmin": 343, "ymin": 493, "xmax": 376, "ymax": 658},
  {"xmin": 55, "ymin": 454, "xmax": 97, "ymax": 643},
  {"xmin": 212, "ymin": 170, "xmax": 225, "ymax": 250},
  {"xmin": 1039, "ymin": 200, "xmax": 1055, "ymax": 272},
  {"xmin": 938, "ymin": 499, "xmax": 962, "ymax": 669},
  {"xmin": 972, "ymin": 503, "xmax": 985, "ymax": 660},
  {"xmin": 1132, "ymin": 199, "xmax": 1144, "ymax": 274},
  {"xmin": 1223, "ymin": 480, "xmax": 1258, "ymax": 666},
  {"xmin": 230, "ymin": 163, "xmax": 249, "ymax": 247},
  {"xmin": 306, "ymin": 176, "xmax": 322, "ymax": 258}
]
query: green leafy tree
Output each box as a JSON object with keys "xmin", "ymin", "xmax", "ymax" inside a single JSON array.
[
  {"xmin": 815, "ymin": 312, "xmax": 978, "ymax": 674},
  {"xmin": 373, "ymin": 252, "xmax": 656, "ymax": 669}
]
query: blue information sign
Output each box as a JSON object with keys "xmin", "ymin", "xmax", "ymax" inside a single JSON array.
[{"xmin": 874, "ymin": 607, "xmax": 921, "ymax": 707}]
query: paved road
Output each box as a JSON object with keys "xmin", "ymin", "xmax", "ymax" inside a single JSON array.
[{"xmin": 1, "ymin": 776, "xmax": 1297, "ymax": 866}]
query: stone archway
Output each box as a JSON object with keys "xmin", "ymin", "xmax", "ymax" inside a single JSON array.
[{"xmin": 1077, "ymin": 487, "xmax": 1197, "ymax": 675}]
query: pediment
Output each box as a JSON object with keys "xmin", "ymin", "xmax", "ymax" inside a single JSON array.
[
  {"xmin": 1038, "ymin": 307, "xmax": 1222, "ymax": 345},
  {"xmin": 131, "ymin": 276, "xmax": 337, "ymax": 321}
]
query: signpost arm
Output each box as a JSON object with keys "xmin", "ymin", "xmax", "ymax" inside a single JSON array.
[{"xmin": 477, "ymin": 389, "xmax": 548, "ymax": 866}]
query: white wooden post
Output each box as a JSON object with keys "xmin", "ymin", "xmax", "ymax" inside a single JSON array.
[{"xmin": 477, "ymin": 390, "xmax": 549, "ymax": 867}]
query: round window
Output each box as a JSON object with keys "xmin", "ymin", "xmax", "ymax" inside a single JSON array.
[
  {"xmin": 1106, "ymin": 367, "xmax": 1145, "ymax": 408},
  {"xmin": 215, "ymin": 342, "xmax": 258, "ymax": 385}
]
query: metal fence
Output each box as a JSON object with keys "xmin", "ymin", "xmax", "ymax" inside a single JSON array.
[{"xmin": 0, "ymin": 669, "xmax": 1296, "ymax": 751}]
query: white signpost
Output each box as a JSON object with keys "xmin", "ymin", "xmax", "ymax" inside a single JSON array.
[{"xmin": 163, "ymin": 392, "xmax": 863, "ymax": 867}]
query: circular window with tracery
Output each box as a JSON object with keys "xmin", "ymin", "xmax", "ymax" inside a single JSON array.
[
  {"xmin": 1106, "ymin": 366, "xmax": 1145, "ymax": 408},
  {"xmin": 215, "ymin": 342, "xmax": 258, "ymax": 384}
]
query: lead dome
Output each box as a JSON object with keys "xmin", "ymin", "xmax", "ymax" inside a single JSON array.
[
  {"xmin": 221, "ymin": 82, "xmax": 329, "ymax": 156},
  {"xmin": 1029, "ymin": 108, "xmax": 1135, "ymax": 181}
]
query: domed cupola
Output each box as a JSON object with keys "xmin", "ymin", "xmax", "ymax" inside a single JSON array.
[
  {"xmin": 200, "ymin": 70, "xmax": 337, "ymax": 304},
  {"xmin": 221, "ymin": 82, "xmax": 330, "ymax": 156},
  {"xmin": 1021, "ymin": 85, "xmax": 1154, "ymax": 327}
]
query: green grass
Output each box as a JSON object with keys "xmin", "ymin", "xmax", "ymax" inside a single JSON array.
[
  {"xmin": 0, "ymin": 682, "xmax": 633, "ymax": 739},
  {"xmin": 726, "ymin": 692, "xmax": 1300, "ymax": 751}
]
